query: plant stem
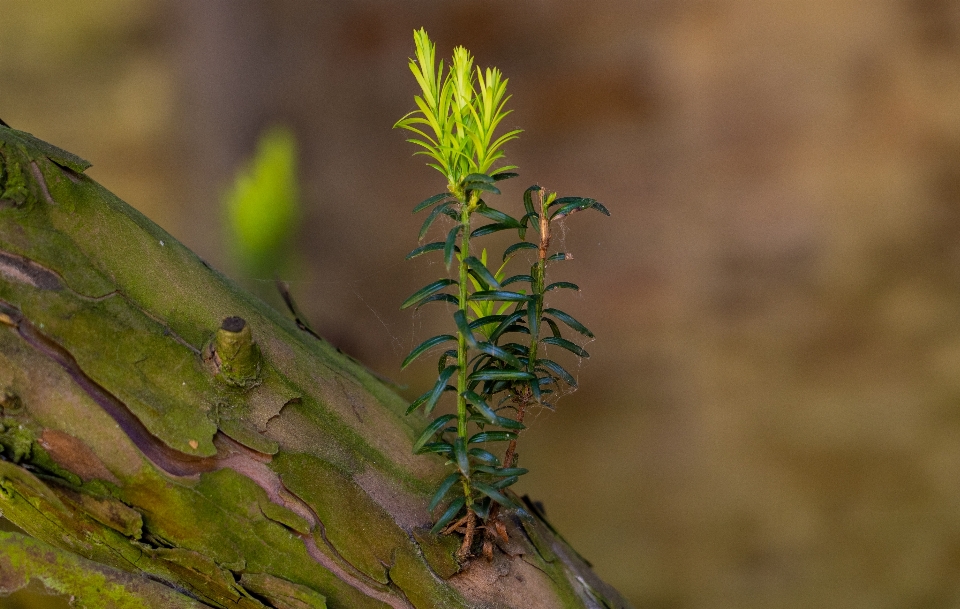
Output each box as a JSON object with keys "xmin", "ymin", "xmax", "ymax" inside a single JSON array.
[
  {"xmin": 501, "ymin": 392, "xmax": 528, "ymax": 468},
  {"xmin": 489, "ymin": 190, "xmax": 549, "ymax": 538},
  {"xmin": 486, "ymin": 389, "xmax": 529, "ymax": 547},
  {"xmin": 527, "ymin": 188, "xmax": 549, "ymax": 379},
  {"xmin": 456, "ymin": 201, "xmax": 471, "ymax": 442},
  {"xmin": 456, "ymin": 192, "xmax": 478, "ymax": 549},
  {"xmin": 505, "ymin": 191, "xmax": 549, "ymax": 473}
]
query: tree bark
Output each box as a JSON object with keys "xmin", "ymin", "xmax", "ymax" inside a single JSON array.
[{"xmin": 0, "ymin": 125, "xmax": 631, "ymax": 608}]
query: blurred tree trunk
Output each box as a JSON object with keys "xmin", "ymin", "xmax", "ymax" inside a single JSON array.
[
  {"xmin": 173, "ymin": 0, "xmax": 277, "ymax": 267},
  {"xmin": 0, "ymin": 126, "xmax": 630, "ymax": 608}
]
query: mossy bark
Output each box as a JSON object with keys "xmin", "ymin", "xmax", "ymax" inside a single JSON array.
[{"xmin": 0, "ymin": 125, "xmax": 631, "ymax": 609}]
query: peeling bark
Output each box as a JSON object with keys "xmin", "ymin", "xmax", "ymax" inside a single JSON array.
[{"xmin": 0, "ymin": 125, "xmax": 632, "ymax": 608}]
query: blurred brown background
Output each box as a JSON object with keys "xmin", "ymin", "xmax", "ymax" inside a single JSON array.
[{"xmin": 5, "ymin": 1, "xmax": 960, "ymax": 607}]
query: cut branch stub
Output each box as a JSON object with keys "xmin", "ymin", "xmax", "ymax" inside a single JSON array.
[{"xmin": 209, "ymin": 315, "xmax": 262, "ymax": 387}]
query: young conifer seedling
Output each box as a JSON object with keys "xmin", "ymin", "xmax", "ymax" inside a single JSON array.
[{"xmin": 396, "ymin": 28, "xmax": 608, "ymax": 560}]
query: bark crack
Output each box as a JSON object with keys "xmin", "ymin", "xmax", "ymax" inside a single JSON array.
[
  {"xmin": 28, "ymin": 161, "xmax": 54, "ymax": 206},
  {"xmin": 275, "ymin": 479, "xmax": 413, "ymax": 609},
  {"xmin": 382, "ymin": 549, "xmax": 416, "ymax": 609},
  {"xmin": 0, "ymin": 250, "xmax": 63, "ymax": 291},
  {"xmin": 300, "ymin": 533, "xmax": 412, "ymax": 609},
  {"xmin": 1, "ymin": 300, "xmax": 217, "ymax": 477},
  {"xmin": 209, "ymin": 435, "xmax": 412, "ymax": 608},
  {"xmin": 335, "ymin": 375, "xmax": 365, "ymax": 423},
  {"xmin": 0, "ymin": 247, "xmax": 198, "ymax": 353}
]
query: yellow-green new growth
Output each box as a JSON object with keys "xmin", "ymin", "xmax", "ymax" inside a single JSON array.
[
  {"xmin": 224, "ymin": 126, "xmax": 299, "ymax": 276},
  {"xmin": 467, "ymin": 249, "xmax": 517, "ymax": 339},
  {"xmin": 394, "ymin": 28, "xmax": 521, "ymax": 196}
]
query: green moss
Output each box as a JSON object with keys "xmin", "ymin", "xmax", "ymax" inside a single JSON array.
[
  {"xmin": 148, "ymin": 546, "xmax": 260, "ymax": 607},
  {"xmin": 258, "ymin": 498, "xmax": 311, "ymax": 536},
  {"xmin": 120, "ymin": 466, "xmax": 383, "ymax": 608},
  {"xmin": 519, "ymin": 512, "xmax": 558, "ymax": 563},
  {"xmin": 0, "ymin": 127, "xmax": 92, "ymax": 174},
  {"xmin": 0, "ymin": 400, "xmax": 117, "ymax": 495},
  {"xmin": 0, "ymin": 184, "xmax": 116, "ymax": 297},
  {"xmin": 0, "ymin": 460, "xmax": 147, "ymax": 576},
  {"xmin": 0, "ymin": 387, "xmax": 23, "ymax": 414},
  {"xmin": 0, "ymin": 144, "xmax": 438, "ymax": 483},
  {"xmin": 0, "ymin": 128, "xmax": 82, "ymax": 207},
  {"xmin": 0, "ymin": 531, "xmax": 206, "ymax": 608},
  {"xmin": 81, "ymin": 477, "xmax": 124, "ymax": 501},
  {"xmin": 70, "ymin": 490, "xmax": 143, "ymax": 539},
  {"xmin": 0, "ymin": 532, "xmax": 151, "ymax": 609},
  {"xmin": 272, "ymin": 452, "xmax": 406, "ymax": 584},
  {"xmin": 0, "ymin": 461, "xmax": 329, "ymax": 607},
  {"xmin": 218, "ymin": 416, "xmax": 279, "ymax": 454},
  {"xmin": 27, "ymin": 443, "xmax": 83, "ymax": 488},
  {"xmin": 0, "ymin": 417, "xmax": 35, "ymax": 463},
  {"xmin": 269, "ymin": 452, "xmax": 469, "ymax": 606},
  {"xmin": 0, "ymin": 281, "xmax": 224, "ymax": 456},
  {"xmin": 272, "ymin": 394, "xmax": 439, "ymax": 499},
  {"xmin": 211, "ymin": 366, "xmax": 299, "ymax": 456},
  {"xmin": 23, "ymin": 292, "xmax": 220, "ymax": 456},
  {"xmin": 411, "ymin": 527, "xmax": 461, "ymax": 579},
  {"xmin": 387, "ymin": 545, "xmax": 465, "ymax": 609},
  {"xmin": 0, "ymin": 141, "xmax": 34, "ymax": 207},
  {"xmin": 239, "ymin": 572, "xmax": 328, "ymax": 609},
  {"xmin": 0, "ymin": 459, "xmax": 67, "ymax": 513}
]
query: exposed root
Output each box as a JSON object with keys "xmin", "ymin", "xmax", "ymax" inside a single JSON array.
[
  {"xmin": 442, "ymin": 513, "xmax": 471, "ymax": 536},
  {"xmin": 475, "ymin": 506, "xmax": 511, "ymax": 562},
  {"xmin": 494, "ymin": 518, "xmax": 508, "ymax": 543},
  {"xmin": 456, "ymin": 510, "xmax": 477, "ymax": 560}
]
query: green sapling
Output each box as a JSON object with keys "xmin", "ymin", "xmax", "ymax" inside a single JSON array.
[{"xmin": 397, "ymin": 28, "xmax": 608, "ymax": 560}]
